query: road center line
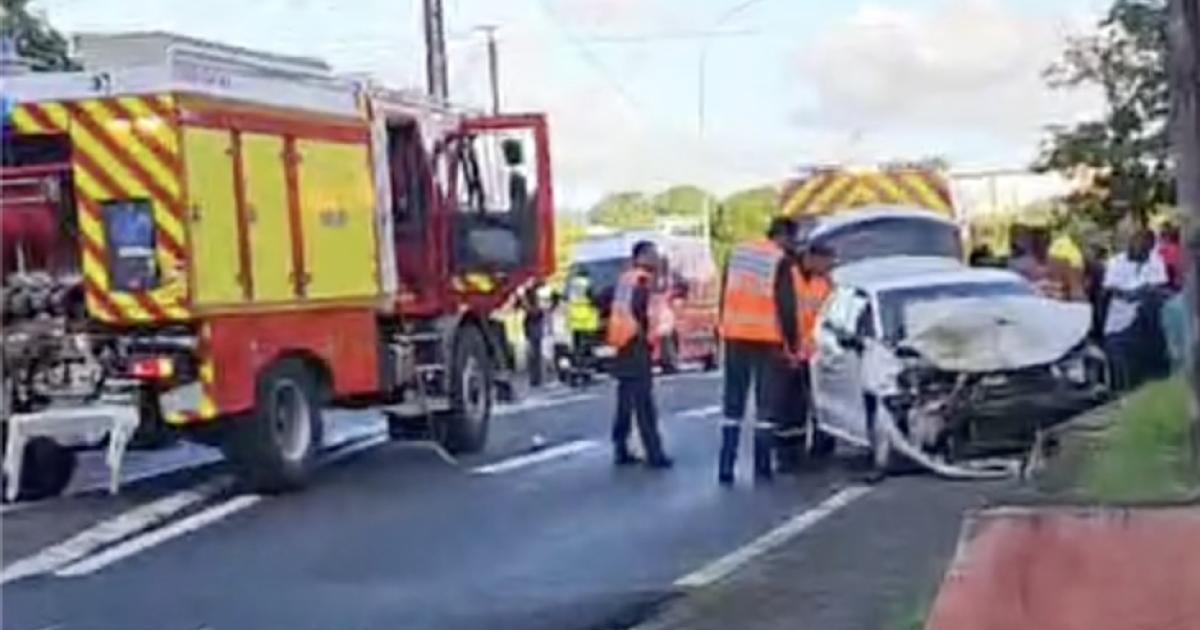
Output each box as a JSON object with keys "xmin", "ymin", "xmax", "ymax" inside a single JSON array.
[
  {"xmin": 674, "ymin": 485, "xmax": 873, "ymax": 588},
  {"xmin": 1, "ymin": 476, "xmax": 232, "ymax": 584},
  {"xmin": 55, "ymin": 494, "xmax": 262, "ymax": 577},
  {"xmin": 471, "ymin": 439, "xmax": 600, "ymax": 475}
]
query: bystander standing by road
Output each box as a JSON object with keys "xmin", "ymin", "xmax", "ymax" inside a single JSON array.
[{"xmin": 1103, "ymin": 229, "xmax": 1171, "ymax": 389}]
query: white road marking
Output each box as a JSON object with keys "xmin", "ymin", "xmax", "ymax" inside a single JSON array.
[
  {"xmin": 495, "ymin": 393, "xmax": 599, "ymax": 417},
  {"xmin": 471, "ymin": 439, "xmax": 600, "ymax": 475},
  {"xmin": 674, "ymin": 485, "xmax": 872, "ymax": 588},
  {"xmin": 55, "ymin": 494, "xmax": 261, "ymax": 577},
  {"xmin": 675, "ymin": 405, "xmax": 721, "ymax": 420},
  {"xmin": 1, "ymin": 476, "xmax": 232, "ymax": 584}
]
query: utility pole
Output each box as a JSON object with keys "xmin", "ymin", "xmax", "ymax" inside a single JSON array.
[
  {"xmin": 479, "ymin": 25, "xmax": 500, "ymax": 115},
  {"xmin": 423, "ymin": 0, "xmax": 449, "ymax": 103},
  {"xmin": 1168, "ymin": 0, "xmax": 1200, "ymax": 465}
]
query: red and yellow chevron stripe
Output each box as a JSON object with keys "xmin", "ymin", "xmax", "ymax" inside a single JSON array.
[
  {"xmin": 10, "ymin": 95, "xmax": 192, "ymax": 324},
  {"xmin": 781, "ymin": 170, "xmax": 954, "ymax": 218},
  {"xmin": 164, "ymin": 324, "xmax": 218, "ymax": 425}
]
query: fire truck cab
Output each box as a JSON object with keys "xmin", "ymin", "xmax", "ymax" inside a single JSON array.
[{"xmin": 0, "ymin": 32, "xmax": 554, "ymax": 497}]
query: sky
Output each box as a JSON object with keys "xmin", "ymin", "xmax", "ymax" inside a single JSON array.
[{"xmin": 32, "ymin": 0, "xmax": 1111, "ymax": 209}]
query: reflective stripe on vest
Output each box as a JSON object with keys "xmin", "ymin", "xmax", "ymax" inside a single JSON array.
[
  {"xmin": 720, "ymin": 239, "xmax": 785, "ymax": 343},
  {"xmin": 607, "ymin": 268, "xmax": 650, "ymax": 349}
]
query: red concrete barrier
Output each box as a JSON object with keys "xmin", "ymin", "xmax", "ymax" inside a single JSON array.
[{"xmin": 928, "ymin": 506, "xmax": 1200, "ymax": 630}]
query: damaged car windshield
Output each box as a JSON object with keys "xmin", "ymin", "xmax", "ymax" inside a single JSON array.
[{"xmin": 879, "ymin": 281, "xmax": 1034, "ymax": 342}]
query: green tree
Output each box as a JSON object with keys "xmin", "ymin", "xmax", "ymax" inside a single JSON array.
[
  {"xmin": 551, "ymin": 214, "xmax": 588, "ymax": 287},
  {"xmin": 587, "ymin": 191, "xmax": 655, "ymax": 229},
  {"xmin": 710, "ymin": 186, "xmax": 777, "ymax": 271},
  {"xmin": 1036, "ymin": 0, "xmax": 1172, "ymax": 226},
  {"xmin": 651, "ymin": 185, "xmax": 717, "ymax": 217},
  {"xmin": 1, "ymin": 0, "xmax": 78, "ymax": 72}
]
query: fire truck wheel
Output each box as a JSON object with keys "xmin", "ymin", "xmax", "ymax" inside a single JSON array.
[
  {"xmin": 224, "ymin": 359, "xmax": 324, "ymax": 492},
  {"xmin": 16, "ymin": 437, "xmax": 77, "ymax": 501},
  {"xmin": 441, "ymin": 325, "xmax": 492, "ymax": 454}
]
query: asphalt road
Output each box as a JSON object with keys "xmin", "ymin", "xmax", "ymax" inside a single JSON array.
[{"xmin": 0, "ymin": 370, "xmax": 979, "ymax": 630}]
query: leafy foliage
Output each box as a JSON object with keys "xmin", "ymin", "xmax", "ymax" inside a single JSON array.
[
  {"xmin": 551, "ymin": 214, "xmax": 588, "ymax": 286},
  {"xmin": 586, "ymin": 191, "xmax": 655, "ymax": 229},
  {"xmin": 650, "ymin": 185, "xmax": 716, "ymax": 217},
  {"xmin": 710, "ymin": 186, "xmax": 777, "ymax": 271},
  {"xmin": 586, "ymin": 184, "xmax": 717, "ymax": 229},
  {"xmin": 1, "ymin": 0, "xmax": 78, "ymax": 72},
  {"xmin": 1036, "ymin": 0, "xmax": 1172, "ymax": 226}
]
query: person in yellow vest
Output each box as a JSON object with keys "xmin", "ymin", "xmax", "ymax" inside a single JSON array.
[
  {"xmin": 566, "ymin": 270, "xmax": 601, "ymax": 383},
  {"xmin": 774, "ymin": 242, "xmax": 834, "ymax": 473},
  {"xmin": 718, "ymin": 217, "xmax": 801, "ymax": 485},
  {"xmin": 607, "ymin": 240, "xmax": 672, "ymax": 468}
]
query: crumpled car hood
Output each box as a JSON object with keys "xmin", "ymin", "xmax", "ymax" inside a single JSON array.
[{"xmin": 903, "ymin": 296, "xmax": 1091, "ymax": 373}]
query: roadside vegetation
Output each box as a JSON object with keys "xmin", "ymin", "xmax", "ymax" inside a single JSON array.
[{"xmin": 1081, "ymin": 377, "xmax": 1198, "ymax": 503}]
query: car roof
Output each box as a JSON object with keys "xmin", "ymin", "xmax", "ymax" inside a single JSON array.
[
  {"xmin": 806, "ymin": 205, "xmax": 956, "ymax": 240},
  {"xmin": 832, "ymin": 256, "xmax": 1028, "ymax": 293}
]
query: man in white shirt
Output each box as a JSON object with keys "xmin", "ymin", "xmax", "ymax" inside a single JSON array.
[{"xmin": 1102, "ymin": 229, "xmax": 1169, "ymax": 388}]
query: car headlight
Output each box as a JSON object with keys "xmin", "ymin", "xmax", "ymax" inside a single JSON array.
[{"xmin": 1055, "ymin": 355, "xmax": 1088, "ymax": 385}]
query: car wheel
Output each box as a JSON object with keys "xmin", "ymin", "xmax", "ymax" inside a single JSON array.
[{"xmin": 866, "ymin": 396, "xmax": 894, "ymax": 474}]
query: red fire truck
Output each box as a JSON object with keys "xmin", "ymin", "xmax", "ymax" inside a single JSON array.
[{"xmin": 1, "ymin": 33, "xmax": 554, "ymax": 496}]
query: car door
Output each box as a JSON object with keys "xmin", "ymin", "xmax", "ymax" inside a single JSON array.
[{"xmin": 811, "ymin": 287, "xmax": 871, "ymax": 445}]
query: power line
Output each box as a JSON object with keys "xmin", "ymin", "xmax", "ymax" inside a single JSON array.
[{"xmin": 532, "ymin": 0, "xmax": 642, "ymax": 116}]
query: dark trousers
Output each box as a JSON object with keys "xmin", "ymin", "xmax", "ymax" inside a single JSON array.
[
  {"xmin": 526, "ymin": 332, "xmax": 543, "ymax": 387},
  {"xmin": 774, "ymin": 361, "xmax": 811, "ymax": 472},
  {"xmin": 719, "ymin": 341, "xmax": 785, "ymax": 479},
  {"xmin": 572, "ymin": 331, "xmax": 598, "ymax": 370},
  {"xmin": 612, "ymin": 373, "xmax": 666, "ymax": 460},
  {"xmin": 1105, "ymin": 298, "xmax": 1169, "ymax": 391}
]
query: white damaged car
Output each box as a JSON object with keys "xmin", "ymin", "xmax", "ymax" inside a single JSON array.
[{"xmin": 804, "ymin": 208, "xmax": 1109, "ymax": 473}]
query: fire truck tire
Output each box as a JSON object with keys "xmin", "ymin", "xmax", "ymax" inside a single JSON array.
[
  {"xmin": 223, "ymin": 359, "xmax": 324, "ymax": 492},
  {"xmin": 441, "ymin": 325, "xmax": 492, "ymax": 454},
  {"xmin": 16, "ymin": 437, "xmax": 76, "ymax": 501}
]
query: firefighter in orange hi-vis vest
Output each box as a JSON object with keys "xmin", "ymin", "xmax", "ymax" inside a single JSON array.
[
  {"xmin": 775, "ymin": 241, "xmax": 835, "ymax": 472},
  {"xmin": 607, "ymin": 240, "xmax": 672, "ymax": 469},
  {"xmin": 717, "ymin": 217, "xmax": 802, "ymax": 485}
]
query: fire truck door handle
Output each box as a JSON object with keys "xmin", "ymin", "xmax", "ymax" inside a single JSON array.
[{"xmin": 189, "ymin": 204, "xmax": 201, "ymax": 221}]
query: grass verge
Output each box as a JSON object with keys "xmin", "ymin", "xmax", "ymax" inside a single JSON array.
[{"xmin": 1081, "ymin": 378, "xmax": 1199, "ymax": 503}]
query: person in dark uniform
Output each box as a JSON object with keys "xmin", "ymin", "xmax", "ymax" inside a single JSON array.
[
  {"xmin": 607, "ymin": 240, "xmax": 673, "ymax": 469},
  {"xmin": 522, "ymin": 283, "xmax": 545, "ymax": 388},
  {"xmin": 717, "ymin": 217, "xmax": 800, "ymax": 485},
  {"xmin": 774, "ymin": 242, "xmax": 834, "ymax": 473}
]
